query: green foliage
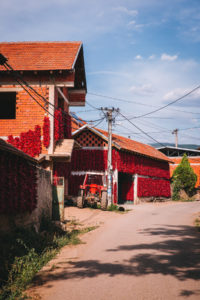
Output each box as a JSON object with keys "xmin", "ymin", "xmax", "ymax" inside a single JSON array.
[
  {"xmin": 107, "ymin": 204, "xmax": 119, "ymax": 211},
  {"xmin": 195, "ymin": 214, "xmax": 200, "ymax": 232},
  {"xmin": 0, "ymin": 218, "xmax": 96, "ymax": 300},
  {"xmin": 172, "ymin": 153, "xmax": 197, "ymax": 200}
]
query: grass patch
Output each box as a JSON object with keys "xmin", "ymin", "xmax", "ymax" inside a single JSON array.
[
  {"xmin": 0, "ymin": 218, "xmax": 96, "ymax": 300},
  {"xmin": 87, "ymin": 202, "xmax": 127, "ymax": 213},
  {"xmin": 195, "ymin": 215, "xmax": 200, "ymax": 232},
  {"xmin": 173, "ymin": 198, "xmax": 196, "ymax": 202},
  {"xmin": 107, "ymin": 204, "xmax": 126, "ymax": 213}
]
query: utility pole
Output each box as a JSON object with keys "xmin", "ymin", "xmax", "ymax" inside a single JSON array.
[
  {"xmin": 172, "ymin": 129, "xmax": 178, "ymax": 148},
  {"xmin": 101, "ymin": 107, "xmax": 119, "ymax": 206}
]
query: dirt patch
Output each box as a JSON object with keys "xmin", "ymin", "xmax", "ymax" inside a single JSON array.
[
  {"xmin": 25, "ymin": 207, "xmax": 123, "ymax": 299},
  {"xmin": 64, "ymin": 206, "xmax": 123, "ymax": 230}
]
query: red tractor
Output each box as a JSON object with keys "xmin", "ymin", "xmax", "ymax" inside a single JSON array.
[{"xmin": 77, "ymin": 172, "xmax": 108, "ymax": 210}]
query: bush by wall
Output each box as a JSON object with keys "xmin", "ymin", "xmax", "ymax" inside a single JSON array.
[{"xmin": 172, "ymin": 153, "xmax": 197, "ymax": 200}]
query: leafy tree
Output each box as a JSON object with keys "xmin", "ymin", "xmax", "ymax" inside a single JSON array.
[{"xmin": 172, "ymin": 153, "xmax": 197, "ymax": 200}]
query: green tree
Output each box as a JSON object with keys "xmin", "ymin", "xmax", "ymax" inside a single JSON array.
[{"xmin": 172, "ymin": 153, "xmax": 197, "ymax": 200}]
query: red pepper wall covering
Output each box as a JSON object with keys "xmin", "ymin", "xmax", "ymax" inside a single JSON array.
[
  {"xmin": 54, "ymin": 109, "xmax": 64, "ymax": 142},
  {"xmin": 68, "ymin": 175, "xmax": 85, "ymax": 196},
  {"xmin": 70, "ymin": 148, "xmax": 170, "ymax": 199},
  {"xmin": 63, "ymin": 112, "xmax": 71, "ymax": 139},
  {"xmin": 7, "ymin": 125, "xmax": 41, "ymax": 158},
  {"xmin": 0, "ymin": 150, "xmax": 37, "ymax": 214},
  {"xmin": 71, "ymin": 149, "xmax": 108, "ymax": 171},
  {"xmin": 43, "ymin": 116, "xmax": 50, "ymax": 148},
  {"xmin": 53, "ymin": 162, "xmax": 71, "ymax": 178},
  {"xmin": 116, "ymin": 151, "xmax": 170, "ymax": 179},
  {"xmin": 71, "ymin": 149, "xmax": 170, "ymax": 179},
  {"xmin": 54, "ymin": 109, "xmax": 72, "ymax": 143},
  {"xmin": 138, "ymin": 177, "xmax": 171, "ymax": 198}
]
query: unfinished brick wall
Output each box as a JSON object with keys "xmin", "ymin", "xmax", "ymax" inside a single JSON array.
[
  {"xmin": 0, "ymin": 85, "xmax": 50, "ymax": 154},
  {"xmin": 0, "ymin": 85, "xmax": 49, "ymax": 137}
]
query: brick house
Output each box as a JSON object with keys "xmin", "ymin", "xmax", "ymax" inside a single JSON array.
[
  {"xmin": 69, "ymin": 124, "xmax": 171, "ymax": 204},
  {"xmin": 0, "ymin": 41, "xmax": 87, "ymax": 197}
]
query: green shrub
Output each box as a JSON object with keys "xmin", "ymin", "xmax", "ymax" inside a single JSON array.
[
  {"xmin": 172, "ymin": 153, "xmax": 197, "ymax": 200},
  {"xmin": 107, "ymin": 204, "xmax": 119, "ymax": 211}
]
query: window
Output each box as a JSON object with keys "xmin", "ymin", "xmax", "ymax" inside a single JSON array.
[{"xmin": 0, "ymin": 92, "xmax": 16, "ymax": 119}]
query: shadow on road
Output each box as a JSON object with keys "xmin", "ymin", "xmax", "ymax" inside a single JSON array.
[{"xmin": 32, "ymin": 224, "xmax": 200, "ymax": 297}]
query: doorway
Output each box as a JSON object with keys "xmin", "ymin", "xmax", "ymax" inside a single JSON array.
[{"xmin": 118, "ymin": 172, "xmax": 134, "ymax": 204}]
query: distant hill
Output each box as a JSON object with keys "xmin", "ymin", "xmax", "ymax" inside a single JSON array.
[{"xmin": 150, "ymin": 143, "xmax": 200, "ymax": 150}]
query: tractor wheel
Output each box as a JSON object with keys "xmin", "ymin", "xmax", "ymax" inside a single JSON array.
[
  {"xmin": 101, "ymin": 191, "xmax": 108, "ymax": 210},
  {"xmin": 77, "ymin": 196, "xmax": 84, "ymax": 208}
]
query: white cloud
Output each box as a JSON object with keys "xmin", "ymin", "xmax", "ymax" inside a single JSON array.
[
  {"xmin": 134, "ymin": 55, "xmax": 143, "ymax": 60},
  {"xmin": 113, "ymin": 6, "xmax": 138, "ymax": 16},
  {"xmin": 87, "ymin": 56, "xmax": 200, "ymax": 144},
  {"xmin": 128, "ymin": 20, "xmax": 136, "ymax": 26},
  {"xmin": 161, "ymin": 53, "xmax": 178, "ymax": 61},
  {"xmin": 130, "ymin": 84, "xmax": 155, "ymax": 96},
  {"xmin": 149, "ymin": 54, "xmax": 156, "ymax": 60},
  {"xmin": 163, "ymin": 88, "xmax": 200, "ymax": 101}
]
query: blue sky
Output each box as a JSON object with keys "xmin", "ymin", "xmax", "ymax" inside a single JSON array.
[{"xmin": 1, "ymin": 0, "xmax": 200, "ymax": 145}]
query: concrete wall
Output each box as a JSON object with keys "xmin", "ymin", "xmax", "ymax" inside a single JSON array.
[{"xmin": 0, "ymin": 168, "xmax": 52, "ymax": 232}]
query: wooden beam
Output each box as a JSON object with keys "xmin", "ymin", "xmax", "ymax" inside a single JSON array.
[{"xmin": 56, "ymin": 87, "xmax": 69, "ymax": 105}]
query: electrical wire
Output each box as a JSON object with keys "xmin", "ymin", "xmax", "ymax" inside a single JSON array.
[
  {"xmin": 2, "ymin": 61, "xmax": 102, "ymax": 129},
  {"xmin": 71, "ymin": 109, "xmax": 97, "ymax": 113},
  {"xmin": 86, "ymin": 100, "xmax": 101, "ymax": 111},
  {"xmin": 90, "ymin": 117, "xmax": 106, "ymax": 129},
  {"xmin": 118, "ymin": 111, "xmax": 166, "ymax": 147},
  {"xmin": 88, "ymin": 92, "xmax": 151, "ymax": 106},
  {"xmin": 126, "ymin": 84, "xmax": 200, "ymax": 119},
  {"xmin": 88, "ymin": 91, "xmax": 200, "ymax": 116}
]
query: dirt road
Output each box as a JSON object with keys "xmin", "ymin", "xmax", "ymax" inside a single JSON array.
[{"xmin": 29, "ymin": 202, "xmax": 200, "ymax": 300}]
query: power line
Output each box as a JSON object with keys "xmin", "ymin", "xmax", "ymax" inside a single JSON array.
[
  {"xmin": 2, "ymin": 58, "xmax": 102, "ymax": 129},
  {"xmin": 91, "ymin": 117, "xmax": 106, "ymax": 128},
  {"xmin": 86, "ymin": 100, "xmax": 101, "ymax": 111},
  {"xmin": 71, "ymin": 109, "xmax": 97, "ymax": 113},
  {"xmin": 88, "ymin": 92, "xmax": 150, "ymax": 106},
  {"xmin": 88, "ymin": 91, "xmax": 200, "ymax": 116},
  {"xmin": 128, "ymin": 84, "xmax": 200, "ymax": 119},
  {"xmin": 118, "ymin": 111, "xmax": 166, "ymax": 147}
]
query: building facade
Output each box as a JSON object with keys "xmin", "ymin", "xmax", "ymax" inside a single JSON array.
[
  {"xmin": 0, "ymin": 41, "xmax": 87, "ymax": 197},
  {"xmin": 69, "ymin": 125, "xmax": 171, "ymax": 204}
]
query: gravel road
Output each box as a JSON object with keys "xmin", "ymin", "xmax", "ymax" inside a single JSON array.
[{"xmin": 28, "ymin": 202, "xmax": 200, "ymax": 300}]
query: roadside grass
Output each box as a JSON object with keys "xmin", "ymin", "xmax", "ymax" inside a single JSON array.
[
  {"xmin": 87, "ymin": 202, "xmax": 127, "ymax": 213},
  {"xmin": 173, "ymin": 198, "xmax": 196, "ymax": 202},
  {"xmin": 0, "ymin": 219, "xmax": 96, "ymax": 300},
  {"xmin": 195, "ymin": 215, "xmax": 200, "ymax": 232}
]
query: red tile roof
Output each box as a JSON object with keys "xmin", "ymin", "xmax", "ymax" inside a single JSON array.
[
  {"xmin": 113, "ymin": 132, "xmax": 171, "ymax": 162},
  {"xmin": 73, "ymin": 123, "xmax": 171, "ymax": 163},
  {"xmin": 0, "ymin": 41, "xmax": 82, "ymax": 71}
]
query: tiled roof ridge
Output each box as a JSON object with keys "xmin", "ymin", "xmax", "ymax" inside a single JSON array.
[
  {"xmin": 0, "ymin": 41, "xmax": 82, "ymax": 71},
  {"xmin": 0, "ymin": 41, "xmax": 82, "ymax": 44},
  {"xmin": 94, "ymin": 127, "xmax": 171, "ymax": 162}
]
